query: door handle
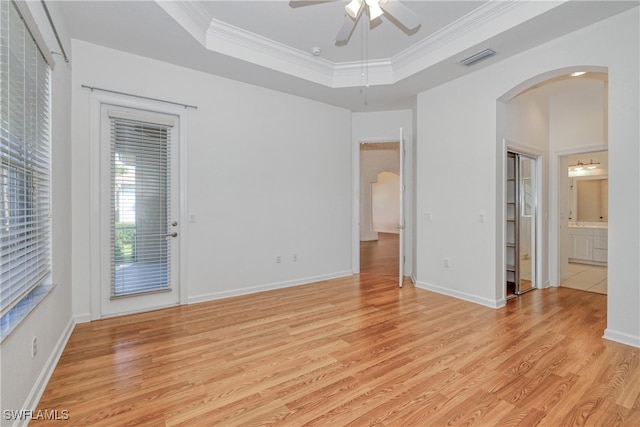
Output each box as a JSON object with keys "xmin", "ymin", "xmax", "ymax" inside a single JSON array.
[{"xmin": 166, "ymin": 232, "xmax": 178, "ymax": 238}]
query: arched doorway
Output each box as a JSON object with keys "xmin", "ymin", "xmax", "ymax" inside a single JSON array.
[{"xmin": 497, "ymin": 66, "xmax": 609, "ymax": 302}]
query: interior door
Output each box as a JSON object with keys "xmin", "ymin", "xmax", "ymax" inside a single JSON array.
[
  {"xmin": 100, "ymin": 104, "xmax": 180, "ymax": 317},
  {"xmin": 398, "ymin": 128, "xmax": 405, "ymax": 287}
]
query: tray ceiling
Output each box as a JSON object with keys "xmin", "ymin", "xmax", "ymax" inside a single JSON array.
[{"xmin": 58, "ymin": 1, "xmax": 638, "ymax": 111}]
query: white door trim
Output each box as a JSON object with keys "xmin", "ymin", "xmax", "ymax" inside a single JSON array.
[
  {"xmin": 88, "ymin": 90, "xmax": 189, "ymax": 319},
  {"xmin": 352, "ymin": 134, "xmax": 411, "ymax": 277},
  {"xmin": 502, "ymin": 140, "xmax": 544, "ymax": 300}
]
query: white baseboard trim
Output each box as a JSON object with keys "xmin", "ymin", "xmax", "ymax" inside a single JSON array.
[
  {"xmin": 603, "ymin": 328, "xmax": 640, "ymax": 348},
  {"xmin": 73, "ymin": 312, "xmax": 91, "ymax": 324},
  {"xmin": 188, "ymin": 271, "xmax": 353, "ymax": 305},
  {"xmin": 17, "ymin": 318, "xmax": 75, "ymax": 426},
  {"xmin": 415, "ymin": 280, "xmax": 502, "ymax": 309}
]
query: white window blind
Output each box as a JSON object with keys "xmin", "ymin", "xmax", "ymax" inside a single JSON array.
[
  {"xmin": 110, "ymin": 117, "xmax": 172, "ymax": 297},
  {"xmin": 0, "ymin": 1, "xmax": 51, "ymax": 317}
]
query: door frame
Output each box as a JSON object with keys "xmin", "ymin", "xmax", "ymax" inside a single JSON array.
[
  {"xmin": 502, "ymin": 140, "xmax": 543, "ymax": 301},
  {"xmin": 352, "ymin": 133, "xmax": 411, "ymax": 279},
  {"xmin": 89, "ymin": 90, "xmax": 189, "ymax": 319},
  {"xmin": 549, "ymin": 144, "xmax": 607, "ymax": 287}
]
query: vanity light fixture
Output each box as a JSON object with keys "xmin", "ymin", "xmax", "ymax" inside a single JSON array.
[{"xmin": 569, "ymin": 159, "xmax": 600, "ymax": 171}]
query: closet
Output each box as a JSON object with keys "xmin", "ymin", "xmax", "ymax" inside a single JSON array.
[{"xmin": 506, "ymin": 151, "xmax": 537, "ymax": 298}]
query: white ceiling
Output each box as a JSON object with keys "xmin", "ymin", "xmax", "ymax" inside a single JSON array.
[
  {"xmin": 56, "ymin": 0, "xmax": 638, "ymax": 112},
  {"xmin": 199, "ymin": 1, "xmax": 486, "ymax": 63}
]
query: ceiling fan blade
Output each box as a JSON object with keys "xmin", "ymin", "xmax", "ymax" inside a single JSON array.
[
  {"xmin": 379, "ymin": 0, "xmax": 421, "ymax": 30},
  {"xmin": 336, "ymin": 14, "xmax": 358, "ymax": 43}
]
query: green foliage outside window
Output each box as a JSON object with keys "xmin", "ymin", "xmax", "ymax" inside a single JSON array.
[{"xmin": 114, "ymin": 222, "xmax": 136, "ymax": 264}]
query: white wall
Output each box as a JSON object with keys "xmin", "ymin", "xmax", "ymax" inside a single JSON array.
[
  {"xmin": 416, "ymin": 7, "xmax": 639, "ymax": 347},
  {"xmin": 372, "ymin": 172, "xmax": 400, "ymax": 234},
  {"xmin": 352, "ymin": 110, "xmax": 414, "ymax": 276},
  {"xmin": 71, "ymin": 40, "xmax": 353, "ymax": 318},
  {"xmin": 550, "ymin": 79, "xmax": 607, "ymax": 150},
  {"xmin": 360, "ymin": 147, "xmax": 399, "ymax": 240},
  {"xmin": 0, "ymin": 1, "xmax": 75, "ymax": 417}
]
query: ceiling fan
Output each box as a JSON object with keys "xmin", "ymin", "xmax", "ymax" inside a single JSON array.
[{"xmin": 291, "ymin": 0, "xmax": 421, "ymax": 44}]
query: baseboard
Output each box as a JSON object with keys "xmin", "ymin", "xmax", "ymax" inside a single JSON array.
[
  {"xmin": 16, "ymin": 318, "xmax": 75, "ymax": 426},
  {"xmin": 188, "ymin": 271, "xmax": 353, "ymax": 305},
  {"xmin": 603, "ymin": 328, "xmax": 640, "ymax": 348},
  {"xmin": 73, "ymin": 312, "xmax": 91, "ymax": 324},
  {"xmin": 415, "ymin": 280, "xmax": 502, "ymax": 309}
]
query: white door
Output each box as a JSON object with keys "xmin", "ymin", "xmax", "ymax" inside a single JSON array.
[
  {"xmin": 99, "ymin": 104, "xmax": 180, "ymax": 317},
  {"xmin": 398, "ymin": 128, "xmax": 405, "ymax": 287}
]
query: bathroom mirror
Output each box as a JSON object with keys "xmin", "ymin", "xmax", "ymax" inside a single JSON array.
[{"xmin": 570, "ymin": 176, "xmax": 608, "ymax": 222}]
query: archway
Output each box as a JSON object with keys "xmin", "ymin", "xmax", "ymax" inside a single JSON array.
[{"xmin": 496, "ymin": 66, "xmax": 609, "ymax": 302}]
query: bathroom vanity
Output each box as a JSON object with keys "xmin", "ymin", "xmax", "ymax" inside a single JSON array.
[{"xmin": 568, "ymin": 223, "xmax": 607, "ymax": 265}]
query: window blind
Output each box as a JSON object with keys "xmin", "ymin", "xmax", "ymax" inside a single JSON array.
[
  {"xmin": 0, "ymin": 1, "xmax": 52, "ymax": 316},
  {"xmin": 110, "ymin": 117, "xmax": 172, "ymax": 297}
]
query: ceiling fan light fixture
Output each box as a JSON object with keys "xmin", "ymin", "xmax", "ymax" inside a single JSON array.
[
  {"xmin": 368, "ymin": 2, "xmax": 384, "ymax": 20},
  {"xmin": 345, "ymin": 0, "xmax": 363, "ymax": 19}
]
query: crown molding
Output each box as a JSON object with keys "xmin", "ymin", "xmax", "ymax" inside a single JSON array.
[
  {"xmin": 392, "ymin": 0, "xmax": 520, "ymax": 76},
  {"xmin": 159, "ymin": 0, "xmax": 568, "ymax": 89},
  {"xmin": 155, "ymin": 0, "xmax": 210, "ymax": 44},
  {"xmin": 333, "ymin": 59, "xmax": 394, "ymax": 88},
  {"xmin": 206, "ymin": 18, "xmax": 335, "ymax": 86}
]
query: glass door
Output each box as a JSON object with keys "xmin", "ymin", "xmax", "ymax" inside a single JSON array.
[{"xmin": 100, "ymin": 104, "xmax": 180, "ymax": 317}]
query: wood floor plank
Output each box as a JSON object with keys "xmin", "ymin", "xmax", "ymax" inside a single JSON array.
[{"xmin": 33, "ymin": 236, "xmax": 640, "ymax": 426}]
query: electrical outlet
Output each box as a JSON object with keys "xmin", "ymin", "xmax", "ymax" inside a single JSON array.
[
  {"xmin": 276, "ymin": 255, "xmax": 281, "ymax": 264},
  {"xmin": 444, "ymin": 258, "xmax": 451, "ymax": 268},
  {"xmin": 32, "ymin": 336, "xmax": 37, "ymax": 358}
]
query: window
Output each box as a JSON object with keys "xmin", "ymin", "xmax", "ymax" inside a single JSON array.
[{"xmin": 0, "ymin": 1, "xmax": 52, "ymax": 326}]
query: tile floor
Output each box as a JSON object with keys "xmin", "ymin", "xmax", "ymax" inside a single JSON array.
[{"xmin": 561, "ymin": 262, "xmax": 607, "ymax": 294}]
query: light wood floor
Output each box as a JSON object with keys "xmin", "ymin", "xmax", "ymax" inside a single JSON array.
[
  {"xmin": 360, "ymin": 232, "xmax": 399, "ymax": 278},
  {"xmin": 35, "ymin": 249, "xmax": 639, "ymax": 425}
]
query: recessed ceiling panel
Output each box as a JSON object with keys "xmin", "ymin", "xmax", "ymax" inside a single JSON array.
[{"xmin": 202, "ymin": 1, "xmax": 486, "ymax": 62}]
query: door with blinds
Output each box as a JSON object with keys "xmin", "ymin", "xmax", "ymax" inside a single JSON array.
[{"xmin": 100, "ymin": 105, "xmax": 180, "ymax": 316}]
